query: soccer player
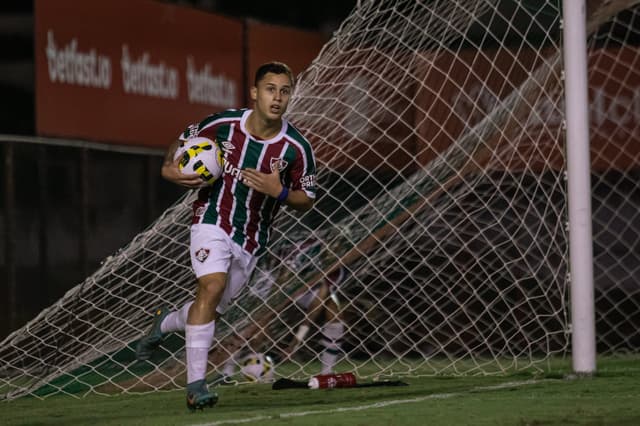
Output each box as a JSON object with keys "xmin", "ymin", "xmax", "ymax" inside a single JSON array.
[
  {"xmin": 218, "ymin": 235, "xmax": 347, "ymax": 381},
  {"xmin": 136, "ymin": 61, "xmax": 317, "ymax": 411},
  {"xmin": 280, "ymin": 236, "xmax": 347, "ymax": 375}
]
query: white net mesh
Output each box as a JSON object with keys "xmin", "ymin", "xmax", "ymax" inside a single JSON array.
[{"xmin": 2, "ymin": 0, "xmax": 640, "ymax": 400}]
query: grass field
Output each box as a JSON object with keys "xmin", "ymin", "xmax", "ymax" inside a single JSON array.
[{"xmin": 2, "ymin": 356, "xmax": 639, "ymax": 426}]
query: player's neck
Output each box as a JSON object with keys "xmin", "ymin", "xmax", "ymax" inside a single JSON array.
[{"xmin": 246, "ymin": 110, "xmax": 282, "ymax": 140}]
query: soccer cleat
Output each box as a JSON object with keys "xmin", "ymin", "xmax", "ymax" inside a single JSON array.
[
  {"xmin": 186, "ymin": 379, "xmax": 219, "ymax": 411},
  {"xmin": 135, "ymin": 306, "xmax": 170, "ymax": 361}
]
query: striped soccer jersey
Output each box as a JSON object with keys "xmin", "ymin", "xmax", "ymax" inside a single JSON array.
[{"xmin": 181, "ymin": 108, "xmax": 317, "ymax": 255}]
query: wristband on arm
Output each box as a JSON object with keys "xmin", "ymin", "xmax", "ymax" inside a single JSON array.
[{"xmin": 277, "ymin": 186, "xmax": 289, "ymax": 202}]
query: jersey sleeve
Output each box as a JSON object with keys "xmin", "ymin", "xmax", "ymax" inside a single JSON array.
[
  {"xmin": 178, "ymin": 110, "xmax": 232, "ymax": 141},
  {"xmin": 288, "ymin": 140, "xmax": 317, "ymax": 200},
  {"xmin": 178, "ymin": 123, "xmax": 199, "ymax": 141}
]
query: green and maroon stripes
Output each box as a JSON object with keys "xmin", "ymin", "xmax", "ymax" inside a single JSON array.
[{"xmin": 186, "ymin": 108, "xmax": 315, "ymax": 255}]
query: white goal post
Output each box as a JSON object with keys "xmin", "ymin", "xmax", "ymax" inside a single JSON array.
[
  {"xmin": 563, "ymin": 0, "xmax": 596, "ymax": 374},
  {"xmin": 2, "ymin": 0, "xmax": 640, "ymax": 400}
]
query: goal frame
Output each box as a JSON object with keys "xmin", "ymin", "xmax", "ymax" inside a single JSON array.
[{"xmin": 563, "ymin": 0, "xmax": 596, "ymax": 374}]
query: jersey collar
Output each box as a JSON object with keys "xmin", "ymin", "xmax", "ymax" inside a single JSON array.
[{"xmin": 241, "ymin": 109, "xmax": 288, "ymax": 144}]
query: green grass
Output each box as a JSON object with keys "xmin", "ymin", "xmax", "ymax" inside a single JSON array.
[{"xmin": 1, "ymin": 356, "xmax": 639, "ymax": 426}]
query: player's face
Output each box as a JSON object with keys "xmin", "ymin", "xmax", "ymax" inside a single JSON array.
[{"xmin": 251, "ymin": 72, "xmax": 292, "ymax": 122}]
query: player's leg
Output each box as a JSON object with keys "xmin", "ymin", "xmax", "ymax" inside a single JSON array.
[
  {"xmin": 185, "ymin": 272, "xmax": 226, "ymax": 411},
  {"xmin": 185, "ymin": 236, "xmax": 257, "ymax": 408},
  {"xmin": 319, "ymin": 293, "xmax": 345, "ymax": 374},
  {"xmin": 286, "ymin": 285, "xmax": 325, "ymax": 355},
  {"xmin": 161, "ymin": 300, "xmax": 194, "ymax": 333},
  {"xmin": 184, "ymin": 223, "xmax": 233, "ymax": 410},
  {"xmin": 135, "ymin": 301, "xmax": 194, "ymax": 361},
  {"xmin": 135, "ymin": 306, "xmax": 170, "ymax": 361}
]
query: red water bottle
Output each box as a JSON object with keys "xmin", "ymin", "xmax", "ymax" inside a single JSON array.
[{"xmin": 307, "ymin": 372, "xmax": 357, "ymax": 389}]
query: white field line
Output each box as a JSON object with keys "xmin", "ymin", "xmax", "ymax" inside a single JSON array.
[{"xmin": 189, "ymin": 379, "xmax": 548, "ymax": 426}]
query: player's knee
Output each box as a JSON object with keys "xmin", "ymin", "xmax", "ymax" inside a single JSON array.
[{"xmin": 197, "ymin": 275, "xmax": 226, "ymax": 302}]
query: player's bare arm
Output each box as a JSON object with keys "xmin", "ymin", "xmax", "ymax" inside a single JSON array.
[
  {"xmin": 161, "ymin": 139, "xmax": 203, "ymax": 188},
  {"xmin": 241, "ymin": 167, "xmax": 314, "ymax": 212}
]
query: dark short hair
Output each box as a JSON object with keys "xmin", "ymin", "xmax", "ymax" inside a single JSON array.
[{"xmin": 254, "ymin": 61, "xmax": 295, "ymax": 87}]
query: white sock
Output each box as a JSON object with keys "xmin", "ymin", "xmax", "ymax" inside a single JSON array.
[
  {"xmin": 291, "ymin": 324, "xmax": 310, "ymax": 352},
  {"xmin": 160, "ymin": 301, "xmax": 193, "ymax": 334},
  {"xmin": 185, "ymin": 319, "xmax": 215, "ymax": 384},
  {"xmin": 320, "ymin": 321, "xmax": 344, "ymax": 374},
  {"xmin": 320, "ymin": 352, "xmax": 339, "ymax": 375}
]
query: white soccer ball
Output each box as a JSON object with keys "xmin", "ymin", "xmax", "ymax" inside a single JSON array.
[
  {"xmin": 174, "ymin": 136, "xmax": 224, "ymax": 186},
  {"xmin": 240, "ymin": 353, "xmax": 275, "ymax": 383}
]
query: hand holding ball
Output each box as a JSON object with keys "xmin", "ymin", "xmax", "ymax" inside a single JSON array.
[{"xmin": 174, "ymin": 137, "xmax": 224, "ymax": 186}]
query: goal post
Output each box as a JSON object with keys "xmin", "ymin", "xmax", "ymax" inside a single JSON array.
[
  {"xmin": 2, "ymin": 0, "xmax": 640, "ymax": 400},
  {"xmin": 563, "ymin": 0, "xmax": 596, "ymax": 374}
]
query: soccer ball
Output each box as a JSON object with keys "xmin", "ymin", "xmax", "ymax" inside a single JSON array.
[
  {"xmin": 240, "ymin": 353, "xmax": 275, "ymax": 383},
  {"xmin": 174, "ymin": 137, "xmax": 224, "ymax": 186}
]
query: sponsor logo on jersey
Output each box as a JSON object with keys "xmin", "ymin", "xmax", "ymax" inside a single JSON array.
[
  {"xmin": 270, "ymin": 158, "xmax": 288, "ymax": 172},
  {"xmin": 224, "ymin": 161, "xmax": 243, "ymax": 180},
  {"xmin": 299, "ymin": 174, "xmax": 316, "ymax": 190},
  {"xmin": 195, "ymin": 248, "xmax": 210, "ymax": 262}
]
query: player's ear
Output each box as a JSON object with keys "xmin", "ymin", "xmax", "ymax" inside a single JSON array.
[{"xmin": 250, "ymin": 86, "xmax": 257, "ymax": 102}]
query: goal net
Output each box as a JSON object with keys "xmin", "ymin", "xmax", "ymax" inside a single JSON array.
[{"xmin": 2, "ymin": 0, "xmax": 640, "ymax": 399}]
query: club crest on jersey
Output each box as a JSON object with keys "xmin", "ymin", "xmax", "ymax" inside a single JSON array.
[
  {"xmin": 270, "ymin": 158, "xmax": 288, "ymax": 172},
  {"xmin": 195, "ymin": 248, "xmax": 210, "ymax": 262}
]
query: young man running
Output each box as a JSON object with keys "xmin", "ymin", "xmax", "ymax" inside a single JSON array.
[{"xmin": 136, "ymin": 62, "xmax": 317, "ymax": 411}]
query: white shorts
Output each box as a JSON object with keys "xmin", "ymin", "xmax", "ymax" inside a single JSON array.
[{"xmin": 190, "ymin": 224, "xmax": 257, "ymax": 315}]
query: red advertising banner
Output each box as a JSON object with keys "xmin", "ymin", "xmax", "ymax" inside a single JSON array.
[
  {"xmin": 588, "ymin": 46, "xmax": 640, "ymax": 171},
  {"xmin": 412, "ymin": 46, "xmax": 640, "ymax": 173},
  {"xmin": 35, "ymin": 0, "xmax": 243, "ymax": 148},
  {"xmin": 313, "ymin": 46, "xmax": 640, "ymax": 174}
]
